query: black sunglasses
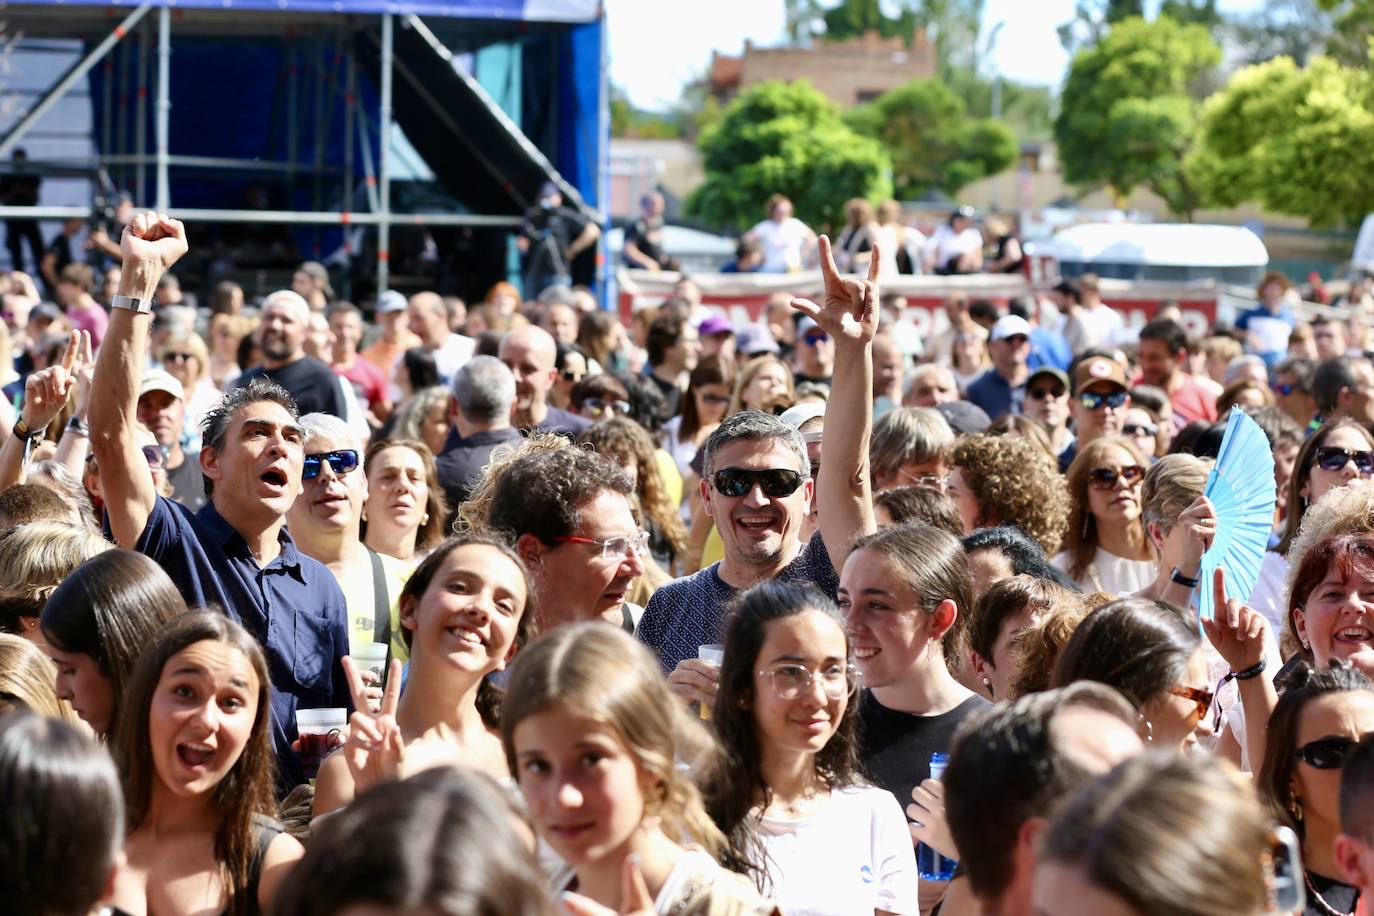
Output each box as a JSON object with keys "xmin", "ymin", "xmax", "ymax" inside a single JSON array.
[
  {"xmin": 1123, "ymin": 422, "xmax": 1159, "ymax": 438},
  {"xmin": 1087, "ymin": 465, "xmax": 1145, "ymax": 490},
  {"xmin": 303, "ymin": 449, "xmax": 359, "ymax": 480},
  {"xmin": 1315, "ymin": 446, "xmax": 1374, "ymax": 475},
  {"xmin": 711, "ymin": 467, "xmax": 805, "ymax": 498},
  {"xmin": 1028, "ymin": 386, "xmax": 1065, "ymax": 400},
  {"xmin": 1294, "ymin": 736, "xmax": 1360, "ymax": 770}
]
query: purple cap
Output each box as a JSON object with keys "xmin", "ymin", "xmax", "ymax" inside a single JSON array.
[
  {"xmin": 697, "ymin": 313, "xmax": 734, "ymax": 337},
  {"xmin": 735, "ymin": 324, "xmax": 779, "ymax": 356}
]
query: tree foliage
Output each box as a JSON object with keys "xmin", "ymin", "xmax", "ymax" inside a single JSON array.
[
  {"xmin": 847, "ymin": 78, "xmax": 1017, "ymax": 198},
  {"xmin": 1192, "ymin": 55, "xmax": 1374, "ymax": 226},
  {"xmin": 686, "ymin": 80, "xmax": 892, "ymax": 231},
  {"xmin": 1053, "ymin": 16, "xmax": 1221, "ymax": 217}
]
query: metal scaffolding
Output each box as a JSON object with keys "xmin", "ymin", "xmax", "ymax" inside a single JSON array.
[{"xmin": 0, "ymin": 4, "xmax": 552, "ymax": 295}]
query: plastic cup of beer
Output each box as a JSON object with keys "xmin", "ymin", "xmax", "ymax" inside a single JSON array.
[
  {"xmin": 352, "ymin": 642, "xmax": 389, "ymax": 684},
  {"xmin": 697, "ymin": 644, "xmax": 725, "ymax": 720},
  {"xmin": 296, "ymin": 707, "xmax": 347, "ymax": 781}
]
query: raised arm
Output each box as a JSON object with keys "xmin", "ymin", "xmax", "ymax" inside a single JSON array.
[
  {"xmin": 0, "ymin": 334, "xmax": 82, "ymax": 490},
  {"xmin": 89, "ymin": 212, "xmax": 187, "ymax": 547},
  {"xmin": 792, "ymin": 235, "xmax": 879, "ymax": 572}
]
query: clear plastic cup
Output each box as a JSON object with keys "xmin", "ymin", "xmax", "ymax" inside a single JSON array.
[
  {"xmin": 296, "ymin": 707, "xmax": 347, "ymax": 781},
  {"xmin": 352, "ymin": 642, "xmax": 389, "ymax": 683},
  {"xmin": 697, "ymin": 644, "xmax": 725, "ymax": 720}
]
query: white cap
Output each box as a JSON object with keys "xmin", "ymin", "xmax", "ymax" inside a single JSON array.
[
  {"xmin": 990, "ymin": 314, "xmax": 1032, "ymax": 341},
  {"xmin": 139, "ymin": 368, "xmax": 184, "ymax": 402}
]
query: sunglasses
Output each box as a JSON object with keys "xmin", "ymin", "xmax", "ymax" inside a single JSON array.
[
  {"xmin": 700, "ymin": 393, "xmax": 731, "ymax": 406},
  {"xmin": 1170, "ymin": 684, "xmax": 1214, "ymax": 724},
  {"xmin": 1272, "ymin": 382, "xmax": 1296, "ymax": 397},
  {"xmin": 141, "ymin": 444, "xmax": 168, "ymax": 470},
  {"xmin": 1087, "ymin": 465, "xmax": 1145, "ymax": 490},
  {"xmin": 711, "ymin": 467, "xmax": 805, "ymax": 498},
  {"xmin": 1294, "ymin": 736, "xmax": 1361, "ymax": 770},
  {"xmin": 803, "ymin": 331, "xmax": 830, "ymax": 346},
  {"xmin": 560, "ymin": 369, "xmax": 583, "ymax": 382},
  {"xmin": 1078, "ymin": 390, "xmax": 1128, "ymax": 411},
  {"xmin": 1028, "ymin": 386, "xmax": 1065, "ymax": 400},
  {"xmin": 162, "ymin": 351, "xmax": 195, "ymax": 363},
  {"xmin": 1315, "ymin": 446, "xmax": 1374, "ymax": 475},
  {"xmin": 302, "ymin": 449, "xmax": 360, "ymax": 480},
  {"xmin": 583, "ymin": 397, "xmax": 631, "ymax": 416},
  {"xmin": 1122, "ymin": 422, "xmax": 1159, "ymax": 438}
]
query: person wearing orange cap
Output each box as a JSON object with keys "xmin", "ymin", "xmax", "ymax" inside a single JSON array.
[{"xmin": 1059, "ymin": 354, "xmax": 1131, "ymax": 472}]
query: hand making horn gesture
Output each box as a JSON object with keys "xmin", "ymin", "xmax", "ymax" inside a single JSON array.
[{"xmin": 789, "ymin": 236, "xmax": 880, "ymax": 347}]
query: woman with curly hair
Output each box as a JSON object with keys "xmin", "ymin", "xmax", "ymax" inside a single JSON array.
[
  {"xmin": 579, "ymin": 417, "xmax": 688, "ymax": 574},
  {"xmin": 1052, "ymin": 436, "xmax": 1155, "ymax": 595},
  {"xmin": 947, "ymin": 434, "xmax": 1069, "ymax": 555}
]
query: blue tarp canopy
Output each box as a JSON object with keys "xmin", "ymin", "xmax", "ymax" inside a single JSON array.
[{"xmin": 5, "ymin": 0, "xmax": 599, "ymax": 23}]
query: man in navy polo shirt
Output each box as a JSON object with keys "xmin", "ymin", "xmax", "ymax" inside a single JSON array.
[{"xmin": 90, "ymin": 211, "xmax": 350, "ymax": 791}]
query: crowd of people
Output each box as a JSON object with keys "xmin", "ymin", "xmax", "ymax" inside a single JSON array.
[{"xmin": 4, "ymin": 210, "xmax": 1374, "ymax": 916}]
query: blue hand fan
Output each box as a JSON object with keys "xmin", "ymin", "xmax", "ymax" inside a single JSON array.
[{"xmin": 1197, "ymin": 411, "xmax": 1277, "ymax": 621}]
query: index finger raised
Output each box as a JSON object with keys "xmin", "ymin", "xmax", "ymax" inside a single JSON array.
[
  {"xmin": 380, "ymin": 658, "xmax": 403, "ymax": 717},
  {"xmin": 60, "ymin": 333, "xmax": 78, "ymax": 373},
  {"xmin": 867, "ymin": 241, "xmax": 882, "ymax": 283},
  {"xmin": 817, "ymin": 234, "xmax": 839, "ymax": 285}
]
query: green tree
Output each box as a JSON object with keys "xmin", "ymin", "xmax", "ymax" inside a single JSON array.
[
  {"xmin": 1054, "ymin": 15, "xmax": 1221, "ymax": 218},
  {"xmin": 847, "ymin": 77, "xmax": 1017, "ymax": 198},
  {"xmin": 821, "ymin": 0, "xmax": 919, "ymax": 43},
  {"xmin": 1192, "ymin": 55, "xmax": 1374, "ymax": 226},
  {"xmin": 687, "ymin": 80, "xmax": 891, "ymax": 231}
]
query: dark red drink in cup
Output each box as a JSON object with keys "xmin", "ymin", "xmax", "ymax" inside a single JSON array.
[{"xmin": 296, "ymin": 708, "xmax": 346, "ymax": 781}]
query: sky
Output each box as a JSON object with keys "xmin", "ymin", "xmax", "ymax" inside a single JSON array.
[{"xmin": 604, "ymin": 0, "xmax": 1265, "ymax": 112}]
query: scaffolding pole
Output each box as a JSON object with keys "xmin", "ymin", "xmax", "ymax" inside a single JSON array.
[
  {"xmin": 0, "ymin": 1, "xmax": 153, "ymax": 160},
  {"xmin": 343, "ymin": 49, "xmax": 356, "ymax": 299},
  {"xmin": 154, "ymin": 6, "xmax": 171, "ymax": 211},
  {"xmin": 136, "ymin": 20, "xmax": 149, "ymax": 206},
  {"xmin": 0, "ymin": 205, "xmax": 519, "ymax": 227},
  {"xmin": 377, "ymin": 12, "xmax": 393, "ymax": 293}
]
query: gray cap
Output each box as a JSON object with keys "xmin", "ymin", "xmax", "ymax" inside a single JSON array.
[
  {"xmin": 935, "ymin": 400, "xmax": 991, "ymax": 435},
  {"xmin": 375, "ymin": 290, "xmax": 407, "ymax": 314},
  {"xmin": 736, "ymin": 324, "xmax": 780, "ymax": 356}
]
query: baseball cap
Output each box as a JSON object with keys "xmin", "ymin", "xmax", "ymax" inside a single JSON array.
[
  {"xmin": 990, "ymin": 315, "xmax": 1032, "ymax": 342},
  {"xmin": 1072, "ymin": 356, "xmax": 1129, "ymax": 394},
  {"xmin": 1027, "ymin": 366, "xmax": 1070, "ymax": 390},
  {"xmin": 375, "ymin": 290, "xmax": 407, "ymax": 315},
  {"xmin": 697, "ymin": 313, "xmax": 734, "ymax": 337},
  {"xmin": 140, "ymin": 368, "xmax": 185, "ymax": 402},
  {"xmin": 29, "ymin": 303, "xmax": 61, "ymax": 324},
  {"xmin": 935, "ymin": 400, "xmax": 991, "ymax": 435},
  {"xmin": 735, "ymin": 324, "xmax": 779, "ymax": 356}
]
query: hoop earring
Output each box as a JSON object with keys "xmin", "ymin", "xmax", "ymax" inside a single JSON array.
[{"xmin": 1288, "ymin": 795, "xmax": 1304, "ymax": 825}]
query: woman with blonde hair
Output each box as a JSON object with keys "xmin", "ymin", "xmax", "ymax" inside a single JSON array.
[
  {"xmin": 834, "ymin": 198, "xmax": 877, "ymax": 275},
  {"xmin": 730, "ymin": 354, "xmax": 794, "ymax": 416},
  {"xmin": 158, "ymin": 330, "xmax": 220, "ymax": 443},
  {"xmin": 0, "ymin": 633, "xmax": 78, "ymax": 720},
  {"xmin": 503, "ymin": 623, "xmax": 775, "ymax": 913},
  {"xmin": 0, "ymin": 519, "xmax": 111, "ymax": 643},
  {"xmin": 1054, "ymin": 437, "xmax": 1155, "ymax": 594},
  {"xmin": 947, "ymin": 434, "xmax": 1069, "ymax": 556},
  {"xmin": 950, "ymin": 326, "xmax": 990, "ymax": 394},
  {"xmin": 386, "ymin": 385, "xmax": 452, "ymax": 459},
  {"xmin": 208, "ymin": 313, "xmax": 258, "ymax": 392}
]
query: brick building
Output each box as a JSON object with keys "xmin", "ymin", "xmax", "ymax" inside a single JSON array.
[{"xmin": 708, "ymin": 29, "xmax": 937, "ymax": 109}]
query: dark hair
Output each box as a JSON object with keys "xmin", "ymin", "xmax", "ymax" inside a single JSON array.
[
  {"xmin": 944, "ymin": 684, "xmax": 1136, "ymax": 901},
  {"xmin": 1039, "ymin": 753, "xmax": 1272, "ymax": 916},
  {"xmin": 874, "ymin": 485, "xmax": 963, "ymax": 536},
  {"xmin": 1277, "ymin": 418, "xmax": 1374, "ymax": 555},
  {"xmin": 968, "ymin": 300, "xmax": 999, "ymax": 325},
  {"xmin": 614, "ymin": 370, "xmax": 669, "ymax": 435},
  {"xmin": 646, "ymin": 313, "xmax": 689, "ymax": 368},
  {"xmin": 1246, "ymin": 404, "xmax": 1303, "ymax": 450},
  {"xmin": 848, "ymin": 523, "xmax": 973, "ymax": 671},
  {"xmin": 966, "ymin": 574, "xmax": 1076, "ymax": 671},
  {"xmin": 1313, "ymin": 356, "xmax": 1364, "ymax": 416},
  {"xmin": 705, "ymin": 581, "xmax": 859, "ymax": 888},
  {"xmin": 1258, "ymin": 663, "xmax": 1374, "ymax": 843},
  {"xmin": 576, "ymin": 309, "xmax": 620, "ymax": 369},
  {"xmin": 269, "ymin": 765, "xmax": 554, "ymax": 916},
  {"xmin": 1275, "ymin": 356, "xmax": 1315, "ymax": 392},
  {"xmin": 0, "ymin": 713, "xmax": 124, "ymax": 916},
  {"xmin": 0, "ymin": 484, "xmax": 72, "ymax": 527},
  {"xmin": 1051, "ymin": 598, "xmax": 1199, "ymax": 713},
  {"xmin": 210, "ymin": 280, "xmax": 243, "ymax": 316},
  {"xmin": 398, "ymin": 534, "xmax": 537, "ymax": 727},
  {"xmin": 1138, "ymin": 317, "xmax": 1188, "ymax": 355},
  {"xmin": 568, "ymin": 372, "xmax": 629, "ymax": 412},
  {"xmin": 40, "ymin": 550, "xmax": 187, "ymax": 737},
  {"xmin": 401, "ymin": 347, "xmax": 441, "ymax": 392},
  {"xmin": 1341, "ymin": 733, "xmax": 1374, "ymax": 844},
  {"xmin": 962, "ymin": 526, "xmax": 1077, "ymax": 590},
  {"xmin": 487, "ymin": 446, "xmax": 633, "ymax": 546},
  {"xmin": 200, "ymin": 377, "xmax": 298, "ymax": 497},
  {"xmin": 700, "ymin": 409, "xmax": 809, "ymax": 479},
  {"xmin": 114, "ymin": 611, "xmax": 276, "ymax": 916},
  {"xmin": 678, "ymin": 353, "xmax": 736, "ymax": 443}
]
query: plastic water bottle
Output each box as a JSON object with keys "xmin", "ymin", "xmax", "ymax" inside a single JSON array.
[{"xmin": 916, "ymin": 752, "xmax": 958, "ymax": 882}]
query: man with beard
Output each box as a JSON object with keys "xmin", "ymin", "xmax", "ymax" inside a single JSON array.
[
  {"xmin": 638, "ymin": 238, "xmax": 878, "ymax": 690},
  {"xmin": 1136, "ymin": 317, "xmax": 1216, "ymax": 428},
  {"xmin": 238, "ymin": 290, "xmax": 348, "ymax": 419},
  {"xmin": 91, "ymin": 211, "xmax": 350, "ymax": 792}
]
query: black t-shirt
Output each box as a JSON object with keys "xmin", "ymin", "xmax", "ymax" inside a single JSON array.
[
  {"xmin": 1303, "ymin": 873, "xmax": 1358, "ymax": 916},
  {"xmin": 646, "ymin": 372, "xmax": 682, "ymax": 419},
  {"xmin": 625, "ymin": 216, "xmax": 668, "ymax": 267},
  {"xmin": 237, "ymin": 357, "xmax": 347, "ymax": 419},
  {"xmin": 521, "ymin": 204, "xmax": 590, "ymax": 278},
  {"xmin": 858, "ymin": 691, "xmax": 990, "ymax": 815},
  {"xmin": 166, "ymin": 452, "xmax": 207, "ymax": 513}
]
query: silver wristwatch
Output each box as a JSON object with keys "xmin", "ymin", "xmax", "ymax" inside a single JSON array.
[{"xmin": 111, "ymin": 294, "xmax": 152, "ymax": 314}]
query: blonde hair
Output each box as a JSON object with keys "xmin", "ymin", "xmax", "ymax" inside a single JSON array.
[
  {"xmin": 871, "ymin": 407, "xmax": 955, "ymax": 487},
  {"xmin": 729, "ymin": 355, "xmax": 794, "ymax": 416},
  {"xmin": 951, "ymin": 434, "xmax": 1070, "ymax": 555},
  {"xmin": 1199, "ymin": 335, "xmax": 1242, "ymax": 365},
  {"xmin": 159, "ymin": 331, "xmax": 210, "ymax": 384},
  {"xmin": 0, "ymin": 633, "xmax": 77, "ymax": 721},
  {"xmin": 501, "ymin": 624, "xmax": 725, "ymax": 859},
  {"xmin": 0, "ymin": 521, "xmax": 112, "ymax": 622},
  {"xmin": 1140, "ymin": 454, "xmax": 1211, "ymax": 536}
]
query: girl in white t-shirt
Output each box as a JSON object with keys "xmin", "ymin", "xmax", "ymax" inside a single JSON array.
[
  {"xmin": 747, "ymin": 195, "xmax": 817, "ymax": 273},
  {"xmin": 706, "ymin": 580, "xmax": 919, "ymax": 916}
]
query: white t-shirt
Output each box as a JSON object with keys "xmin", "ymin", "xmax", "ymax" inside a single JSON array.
[
  {"xmin": 1052, "ymin": 547, "xmax": 1156, "ymax": 596},
  {"xmin": 751, "ymin": 218, "xmax": 811, "ymax": 273},
  {"xmin": 1247, "ymin": 550, "xmax": 1290, "ymax": 640},
  {"xmin": 431, "ymin": 333, "xmax": 476, "ymax": 385},
  {"xmin": 755, "ymin": 784, "xmax": 918, "ymax": 916},
  {"xmin": 930, "ymin": 225, "xmax": 983, "ymax": 271}
]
